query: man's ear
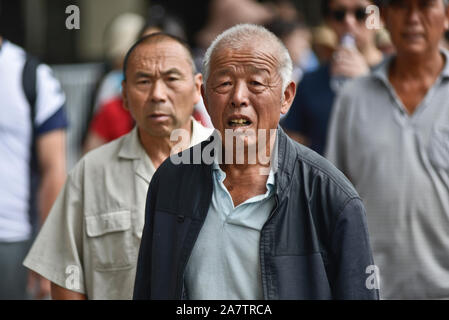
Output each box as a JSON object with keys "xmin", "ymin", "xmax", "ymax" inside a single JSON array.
[
  {"xmin": 280, "ymin": 81, "xmax": 296, "ymax": 115},
  {"xmin": 201, "ymin": 84, "xmax": 210, "ymax": 114},
  {"xmin": 193, "ymin": 73, "xmax": 203, "ymax": 105},
  {"xmin": 122, "ymin": 80, "xmax": 129, "ymax": 111}
]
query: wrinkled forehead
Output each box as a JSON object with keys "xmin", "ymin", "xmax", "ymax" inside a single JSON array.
[
  {"xmin": 128, "ymin": 40, "xmax": 193, "ymax": 72},
  {"xmin": 209, "ymin": 42, "xmax": 280, "ymax": 75}
]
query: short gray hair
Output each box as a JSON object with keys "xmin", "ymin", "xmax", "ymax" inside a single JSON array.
[{"xmin": 202, "ymin": 24, "xmax": 293, "ymax": 91}]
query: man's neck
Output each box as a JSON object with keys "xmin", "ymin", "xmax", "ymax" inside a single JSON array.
[
  {"xmin": 218, "ymin": 130, "xmax": 277, "ymax": 206},
  {"xmin": 138, "ymin": 120, "xmax": 193, "ymax": 169},
  {"xmin": 390, "ymin": 50, "xmax": 445, "ymax": 81}
]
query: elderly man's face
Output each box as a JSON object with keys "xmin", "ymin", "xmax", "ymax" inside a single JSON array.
[
  {"xmin": 203, "ymin": 41, "xmax": 295, "ymax": 148},
  {"xmin": 122, "ymin": 40, "xmax": 202, "ymax": 138},
  {"xmin": 384, "ymin": 0, "xmax": 449, "ymax": 55}
]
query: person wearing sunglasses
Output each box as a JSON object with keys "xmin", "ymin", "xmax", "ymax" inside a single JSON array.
[
  {"xmin": 281, "ymin": 0, "xmax": 383, "ymax": 156},
  {"xmin": 326, "ymin": 0, "xmax": 449, "ymax": 299}
]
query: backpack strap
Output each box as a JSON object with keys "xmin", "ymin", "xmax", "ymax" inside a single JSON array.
[
  {"xmin": 22, "ymin": 54, "xmax": 39, "ymax": 124},
  {"xmin": 22, "ymin": 53, "xmax": 40, "ymax": 236}
]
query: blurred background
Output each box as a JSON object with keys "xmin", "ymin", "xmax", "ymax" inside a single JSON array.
[
  {"xmin": 0, "ymin": 0, "xmax": 325, "ymax": 64},
  {"xmin": 0, "ymin": 0, "xmax": 328, "ymax": 169}
]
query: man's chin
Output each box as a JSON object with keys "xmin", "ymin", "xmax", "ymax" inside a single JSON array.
[{"xmin": 142, "ymin": 126, "xmax": 172, "ymax": 139}]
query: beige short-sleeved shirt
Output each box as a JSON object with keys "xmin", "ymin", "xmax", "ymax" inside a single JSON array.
[{"xmin": 23, "ymin": 120, "xmax": 212, "ymax": 299}]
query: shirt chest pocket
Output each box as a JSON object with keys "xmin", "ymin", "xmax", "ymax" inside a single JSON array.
[
  {"xmin": 85, "ymin": 210, "xmax": 135, "ymax": 271},
  {"xmin": 428, "ymin": 125, "xmax": 449, "ymax": 171}
]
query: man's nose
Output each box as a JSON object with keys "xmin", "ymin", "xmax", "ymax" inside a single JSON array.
[
  {"xmin": 149, "ymin": 79, "xmax": 167, "ymax": 103},
  {"xmin": 404, "ymin": 2, "xmax": 421, "ymax": 24},
  {"xmin": 230, "ymin": 81, "xmax": 249, "ymax": 108}
]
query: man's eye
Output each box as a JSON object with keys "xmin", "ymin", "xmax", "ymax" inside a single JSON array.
[
  {"xmin": 220, "ymin": 81, "xmax": 232, "ymax": 86},
  {"xmin": 138, "ymin": 80, "xmax": 150, "ymax": 85},
  {"xmin": 168, "ymin": 77, "xmax": 179, "ymax": 82},
  {"xmin": 250, "ymin": 81, "xmax": 263, "ymax": 86}
]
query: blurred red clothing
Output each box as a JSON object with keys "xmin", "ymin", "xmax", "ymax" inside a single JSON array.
[{"xmin": 89, "ymin": 97, "xmax": 134, "ymax": 142}]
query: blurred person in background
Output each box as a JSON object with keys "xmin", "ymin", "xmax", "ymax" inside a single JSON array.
[
  {"xmin": 92, "ymin": 12, "xmax": 145, "ymax": 114},
  {"xmin": 281, "ymin": 0, "xmax": 383, "ymax": 155},
  {"xmin": 326, "ymin": 0, "xmax": 449, "ymax": 299},
  {"xmin": 194, "ymin": 0, "xmax": 276, "ymax": 73},
  {"xmin": 312, "ymin": 24, "xmax": 339, "ymax": 64},
  {"xmin": 82, "ymin": 13, "xmax": 145, "ymax": 154},
  {"xmin": 0, "ymin": 35, "xmax": 67, "ymax": 299},
  {"xmin": 23, "ymin": 33, "xmax": 213, "ymax": 299},
  {"xmin": 265, "ymin": 17, "xmax": 320, "ymax": 85}
]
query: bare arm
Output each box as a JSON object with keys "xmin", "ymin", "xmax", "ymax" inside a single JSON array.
[
  {"xmin": 51, "ymin": 282, "xmax": 87, "ymax": 300},
  {"xmin": 28, "ymin": 129, "xmax": 67, "ymax": 299},
  {"xmin": 37, "ymin": 129, "xmax": 67, "ymax": 223}
]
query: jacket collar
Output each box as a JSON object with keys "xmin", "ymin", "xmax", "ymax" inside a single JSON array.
[{"xmin": 274, "ymin": 126, "xmax": 296, "ymax": 197}]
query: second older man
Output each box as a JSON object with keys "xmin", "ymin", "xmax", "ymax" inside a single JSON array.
[
  {"xmin": 134, "ymin": 24, "xmax": 379, "ymax": 300},
  {"xmin": 326, "ymin": 0, "xmax": 449, "ymax": 299},
  {"xmin": 23, "ymin": 33, "xmax": 213, "ymax": 299}
]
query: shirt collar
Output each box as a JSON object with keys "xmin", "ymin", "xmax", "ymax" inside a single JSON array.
[{"xmin": 118, "ymin": 126, "xmax": 144, "ymax": 160}]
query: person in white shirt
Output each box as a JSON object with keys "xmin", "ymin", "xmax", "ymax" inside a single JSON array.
[{"xmin": 0, "ymin": 36, "xmax": 68, "ymax": 299}]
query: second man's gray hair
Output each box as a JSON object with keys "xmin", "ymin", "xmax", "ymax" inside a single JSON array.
[{"xmin": 202, "ymin": 24, "xmax": 293, "ymax": 92}]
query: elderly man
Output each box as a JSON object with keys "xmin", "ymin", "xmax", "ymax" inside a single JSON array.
[
  {"xmin": 23, "ymin": 33, "xmax": 213, "ymax": 300},
  {"xmin": 133, "ymin": 24, "xmax": 378, "ymax": 300},
  {"xmin": 326, "ymin": 0, "xmax": 449, "ymax": 299}
]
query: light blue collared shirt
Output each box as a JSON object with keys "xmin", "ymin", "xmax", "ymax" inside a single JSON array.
[{"xmin": 184, "ymin": 162, "xmax": 276, "ymax": 300}]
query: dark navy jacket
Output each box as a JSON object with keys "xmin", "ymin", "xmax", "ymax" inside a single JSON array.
[{"xmin": 133, "ymin": 128, "xmax": 379, "ymax": 300}]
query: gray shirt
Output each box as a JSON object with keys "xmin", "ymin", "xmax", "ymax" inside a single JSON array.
[{"xmin": 326, "ymin": 50, "xmax": 449, "ymax": 299}]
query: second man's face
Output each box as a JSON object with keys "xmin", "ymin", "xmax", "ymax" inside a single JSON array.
[
  {"xmin": 122, "ymin": 40, "xmax": 202, "ymax": 138},
  {"xmin": 384, "ymin": 0, "xmax": 449, "ymax": 56}
]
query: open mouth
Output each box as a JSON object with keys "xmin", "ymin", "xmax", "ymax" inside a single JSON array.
[{"xmin": 227, "ymin": 116, "xmax": 252, "ymax": 127}]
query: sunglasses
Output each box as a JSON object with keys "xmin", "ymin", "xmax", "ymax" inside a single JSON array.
[{"xmin": 330, "ymin": 7, "xmax": 367, "ymax": 22}]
